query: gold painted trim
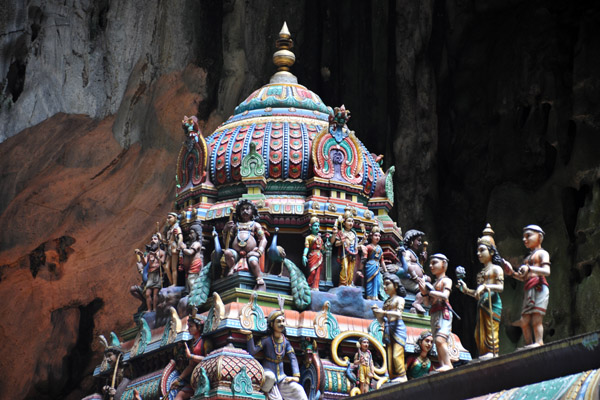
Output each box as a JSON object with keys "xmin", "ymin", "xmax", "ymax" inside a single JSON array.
[
  {"xmin": 213, "ymin": 116, "xmax": 328, "ymax": 135},
  {"xmin": 330, "ymin": 330, "xmax": 387, "ymax": 376}
]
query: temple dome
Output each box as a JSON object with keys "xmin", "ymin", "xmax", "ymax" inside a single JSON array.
[
  {"xmin": 233, "ymin": 83, "xmax": 330, "ymax": 115},
  {"xmin": 177, "ymin": 22, "xmax": 387, "ymax": 202}
]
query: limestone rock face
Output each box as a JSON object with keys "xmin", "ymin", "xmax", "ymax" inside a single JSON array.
[
  {"xmin": 1, "ymin": 1, "xmax": 600, "ymax": 399},
  {"xmin": 0, "ymin": 0, "xmax": 207, "ymax": 144}
]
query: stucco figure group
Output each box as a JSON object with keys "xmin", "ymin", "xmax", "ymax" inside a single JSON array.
[{"xmin": 130, "ymin": 207, "xmax": 552, "ymax": 398}]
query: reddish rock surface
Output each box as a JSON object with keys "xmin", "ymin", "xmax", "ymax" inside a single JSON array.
[{"xmin": 0, "ymin": 68, "xmax": 204, "ymax": 399}]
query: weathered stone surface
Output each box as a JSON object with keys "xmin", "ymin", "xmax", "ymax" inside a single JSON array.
[{"xmin": 310, "ymin": 286, "xmax": 381, "ymax": 320}]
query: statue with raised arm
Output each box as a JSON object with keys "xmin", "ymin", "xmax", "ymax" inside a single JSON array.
[
  {"xmin": 371, "ymin": 273, "xmax": 408, "ymax": 382},
  {"xmin": 359, "ymin": 226, "xmax": 387, "ymax": 300},
  {"xmin": 223, "ymin": 199, "xmax": 267, "ymax": 291},
  {"xmin": 456, "ymin": 224, "xmax": 504, "ymax": 358},
  {"xmin": 418, "ymin": 254, "xmax": 454, "ymax": 371},
  {"xmin": 504, "ymin": 225, "xmax": 550, "ymax": 347},
  {"xmin": 242, "ymin": 308, "xmax": 308, "ymax": 400},
  {"xmin": 182, "ymin": 222, "xmax": 204, "ymax": 294},
  {"xmin": 133, "ymin": 233, "xmax": 166, "ymax": 312},
  {"xmin": 303, "ymin": 216, "xmax": 323, "ymax": 290},
  {"xmin": 171, "ymin": 311, "xmax": 206, "ymax": 400},
  {"xmin": 165, "ymin": 212, "xmax": 184, "ymax": 286},
  {"xmin": 330, "ymin": 211, "xmax": 359, "ymax": 286}
]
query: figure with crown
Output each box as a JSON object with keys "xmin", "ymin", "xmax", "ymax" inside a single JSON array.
[{"xmin": 457, "ymin": 224, "xmax": 504, "ymax": 358}]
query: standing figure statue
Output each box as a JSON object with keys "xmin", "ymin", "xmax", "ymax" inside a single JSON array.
[
  {"xmin": 371, "ymin": 273, "xmax": 408, "ymax": 382},
  {"xmin": 303, "ymin": 216, "xmax": 323, "ymax": 290},
  {"xmin": 243, "ymin": 310, "xmax": 308, "ymax": 400},
  {"xmin": 402, "ymin": 230, "xmax": 430, "ymax": 314},
  {"xmin": 165, "ymin": 212, "xmax": 184, "ymax": 287},
  {"xmin": 359, "ymin": 226, "xmax": 387, "ymax": 300},
  {"xmin": 418, "ymin": 254, "xmax": 454, "ymax": 371},
  {"xmin": 457, "ymin": 225, "xmax": 504, "ymax": 358},
  {"xmin": 504, "ymin": 225, "xmax": 550, "ymax": 348},
  {"xmin": 223, "ymin": 199, "xmax": 267, "ymax": 291},
  {"xmin": 331, "ymin": 211, "xmax": 359, "ymax": 286},
  {"xmin": 134, "ymin": 233, "xmax": 166, "ymax": 312},
  {"xmin": 406, "ymin": 331, "xmax": 434, "ymax": 379},
  {"xmin": 353, "ymin": 337, "xmax": 375, "ymax": 394},
  {"xmin": 182, "ymin": 222, "xmax": 204, "ymax": 294}
]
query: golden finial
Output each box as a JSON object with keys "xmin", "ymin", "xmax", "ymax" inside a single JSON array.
[
  {"xmin": 271, "ymin": 22, "xmax": 297, "ymax": 83},
  {"xmin": 478, "ymin": 223, "xmax": 496, "ymax": 247}
]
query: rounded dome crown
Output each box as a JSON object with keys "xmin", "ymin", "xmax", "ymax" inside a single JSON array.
[
  {"xmin": 181, "ymin": 22, "xmax": 386, "ymax": 200},
  {"xmin": 234, "ymin": 83, "xmax": 329, "ymax": 115}
]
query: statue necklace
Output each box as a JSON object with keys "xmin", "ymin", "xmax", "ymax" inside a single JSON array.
[
  {"xmin": 408, "ymin": 248, "xmax": 424, "ymax": 270},
  {"xmin": 417, "ymin": 355, "xmax": 430, "ymax": 367},
  {"xmin": 271, "ymin": 335, "xmax": 285, "ymax": 359},
  {"xmin": 236, "ymin": 221, "xmax": 254, "ymax": 248}
]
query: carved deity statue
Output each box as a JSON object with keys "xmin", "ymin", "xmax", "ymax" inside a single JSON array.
[
  {"xmin": 418, "ymin": 254, "xmax": 454, "ymax": 371},
  {"xmin": 402, "ymin": 229, "xmax": 430, "ymax": 314},
  {"xmin": 165, "ymin": 212, "xmax": 184, "ymax": 287},
  {"xmin": 223, "ymin": 199, "xmax": 267, "ymax": 291},
  {"xmin": 457, "ymin": 224, "xmax": 504, "ymax": 358},
  {"xmin": 371, "ymin": 273, "xmax": 408, "ymax": 382},
  {"xmin": 303, "ymin": 216, "xmax": 324, "ymax": 290},
  {"xmin": 359, "ymin": 226, "xmax": 387, "ymax": 300},
  {"xmin": 171, "ymin": 312, "xmax": 206, "ymax": 400},
  {"xmin": 353, "ymin": 336, "xmax": 375, "ymax": 394},
  {"xmin": 331, "ymin": 211, "xmax": 360, "ymax": 286},
  {"xmin": 133, "ymin": 232, "xmax": 165, "ymax": 312},
  {"xmin": 406, "ymin": 331, "xmax": 433, "ymax": 379},
  {"xmin": 182, "ymin": 222, "xmax": 204, "ymax": 294},
  {"xmin": 504, "ymin": 225, "xmax": 550, "ymax": 347},
  {"xmin": 243, "ymin": 308, "xmax": 308, "ymax": 400},
  {"xmin": 98, "ymin": 334, "xmax": 129, "ymax": 400}
]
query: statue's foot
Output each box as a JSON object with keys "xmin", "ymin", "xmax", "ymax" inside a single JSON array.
[
  {"xmin": 391, "ymin": 375, "xmax": 407, "ymax": 383},
  {"xmin": 524, "ymin": 342, "xmax": 542, "ymax": 348},
  {"xmin": 412, "ymin": 303, "xmax": 426, "ymax": 314},
  {"xmin": 435, "ymin": 365, "xmax": 453, "ymax": 372},
  {"xmin": 478, "ymin": 353, "xmax": 495, "ymax": 360},
  {"xmin": 254, "ymin": 278, "xmax": 266, "ymax": 292}
]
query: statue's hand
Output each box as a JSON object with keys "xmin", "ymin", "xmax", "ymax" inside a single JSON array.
[
  {"xmin": 285, "ymin": 376, "xmax": 299, "ymax": 383},
  {"xmin": 184, "ymin": 342, "xmax": 192, "ymax": 359},
  {"xmin": 103, "ymin": 386, "xmax": 116, "ymax": 396},
  {"xmin": 169, "ymin": 378, "xmax": 182, "ymax": 390},
  {"xmin": 502, "ymin": 258, "xmax": 515, "ymax": 275},
  {"xmin": 371, "ymin": 305, "xmax": 384, "ymax": 319},
  {"xmin": 517, "ymin": 265, "xmax": 529, "ymax": 276},
  {"xmin": 239, "ymin": 329, "xmax": 253, "ymax": 340},
  {"xmin": 386, "ymin": 263, "xmax": 398, "ymax": 274},
  {"xmin": 302, "ymin": 256, "xmax": 308, "ymax": 267},
  {"xmin": 475, "ymin": 285, "xmax": 486, "ymax": 299},
  {"xmin": 456, "ymin": 279, "xmax": 466, "ymax": 292}
]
